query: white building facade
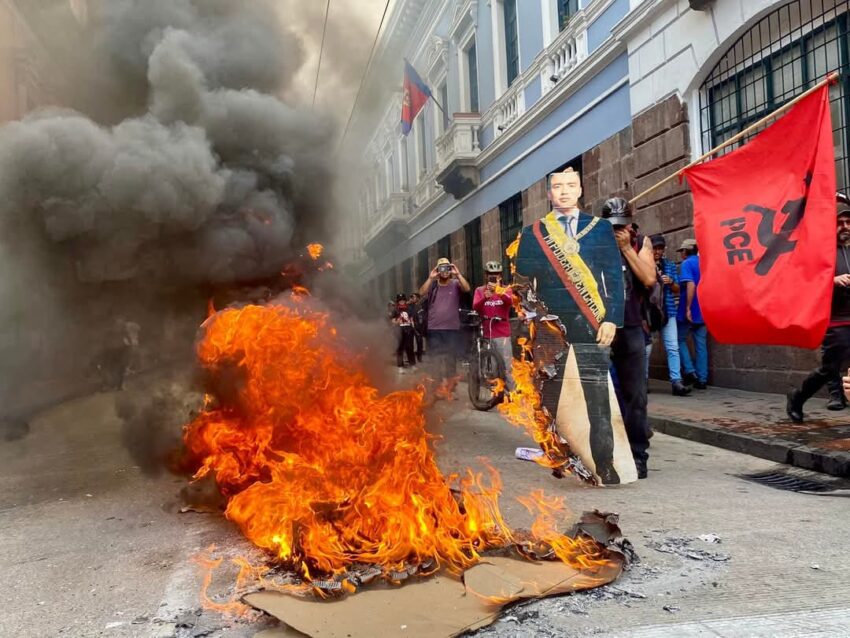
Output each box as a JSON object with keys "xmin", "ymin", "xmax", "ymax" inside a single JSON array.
[{"xmin": 341, "ymin": 0, "xmax": 850, "ymax": 392}]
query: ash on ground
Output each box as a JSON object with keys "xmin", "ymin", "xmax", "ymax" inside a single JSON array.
[{"xmin": 467, "ymin": 530, "xmax": 730, "ymax": 638}]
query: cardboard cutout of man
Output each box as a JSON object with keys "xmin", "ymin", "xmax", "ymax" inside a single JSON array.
[{"xmin": 514, "ymin": 168, "xmax": 636, "ymax": 485}]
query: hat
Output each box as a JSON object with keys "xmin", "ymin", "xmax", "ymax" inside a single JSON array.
[
  {"xmin": 837, "ymin": 192, "xmax": 850, "ymax": 217},
  {"xmin": 484, "ymin": 260, "xmax": 503, "ymax": 274},
  {"xmin": 395, "ymin": 293, "xmax": 407, "ymax": 302},
  {"xmin": 650, "ymin": 234, "xmax": 666, "ymax": 248},
  {"xmin": 436, "ymin": 258, "xmax": 450, "ymax": 266},
  {"xmin": 678, "ymin": 239, "xmax": 697, "ymax": 251},
  {"xmin": 601, "ymin": 197, "xmax": 633, "ymax": 225}
]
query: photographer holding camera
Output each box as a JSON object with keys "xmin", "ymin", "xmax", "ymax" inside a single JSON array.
[
  {"xmin": 419, "ymin": 257, "xmax": 471, "ymax": 384},
  {"xmin": 602, "ymin": 197, "xmax": 657, "ymax": 479}
]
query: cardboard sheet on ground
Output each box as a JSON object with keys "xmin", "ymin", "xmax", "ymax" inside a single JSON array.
[
  {"xmin": 245, "ymin": 556, "xmax": 621, "ymax": 638},
  {"xmin": 556, "ymin": 347, "xmax": 638, "ymax": 484}
]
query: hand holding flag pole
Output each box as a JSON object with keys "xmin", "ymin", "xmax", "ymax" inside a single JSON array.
[
  {"xmin": 629, "ymin": 71, "xmax": 840, "ymax": 206},
  {"xmin": 634, "ymin": 71, "xmax": 839, "ymax": 348}
]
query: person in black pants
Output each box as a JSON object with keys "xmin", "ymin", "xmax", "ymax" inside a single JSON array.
[
  {"xmin": 409, "ymin": 292, "xmax": 425, "ymax": 363},
  {"xmin": 787, "ymin": 195, "xmax": 850, "ymax": 421},
  {"xmin": 602, "ymin": 198, "xmax": 659, "ymax": 479},
  {"xmin": 393, "ymin": 295, "xmax": 417, "ymax": 372}
]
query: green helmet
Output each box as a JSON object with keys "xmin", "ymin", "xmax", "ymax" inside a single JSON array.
[{"xmin": 485, "ymin": 261, "xmax": 503, "ymax": 274}]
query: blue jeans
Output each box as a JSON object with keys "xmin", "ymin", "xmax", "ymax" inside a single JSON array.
[
  {"xmin": 660, "ymin": 317, "xmax": 682, "ymax": 383},
  {"xmin": 678, "ymin": 321, "xmax": 708, "ymax": 383}
]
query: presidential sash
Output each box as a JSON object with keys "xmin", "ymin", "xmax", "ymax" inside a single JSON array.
[{"xmin": 532, "ymin": 212, "xmax": 607, "ymax": 330}]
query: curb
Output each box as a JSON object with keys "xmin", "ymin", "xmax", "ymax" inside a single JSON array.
[{"xmin": 649, "ymin": 415, "xmax": 850, "ymax": 478}]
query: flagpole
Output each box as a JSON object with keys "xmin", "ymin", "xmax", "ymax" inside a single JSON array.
[
  {"xmin": 430, "ymin": 95, "xmax": 447, "ymax": 117},
  {"xmin": 629, "ymin": 71, "xmax": 840, "ymax": 206}
]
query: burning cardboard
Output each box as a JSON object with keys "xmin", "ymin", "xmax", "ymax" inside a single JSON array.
[
  {"xmin": 243, "ymin": 511, "xmax": 629, "ymax": 638},
  {"xmin": 182, "ymin": 300, "xmax": 630, "ymax": 632}
]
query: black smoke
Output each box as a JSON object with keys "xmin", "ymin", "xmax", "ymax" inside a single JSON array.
[
  {"xmin": 0, "ymin": 0, "xmax": 334, "ymax": 286},
  {"xmin": 0, "ymin": 0, "xmax": 344, "ymax": 434}
]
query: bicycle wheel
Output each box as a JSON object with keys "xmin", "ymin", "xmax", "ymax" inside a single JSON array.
[{"xmin": 468, "ymin": 349, "xmax": 506, "ymax": 411}]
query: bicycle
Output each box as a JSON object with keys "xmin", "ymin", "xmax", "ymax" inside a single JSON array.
[{"xmin": 466, "ymin": 311, "xmax": 507, "ymax": 411}]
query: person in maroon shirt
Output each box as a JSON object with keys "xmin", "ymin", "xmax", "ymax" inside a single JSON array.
[
  {"xmin": 419, "ymin": 257, "xmax": 471, "ymax": 382},
  {"xmin": 472, "ymin": 261, "xmax": 515, "ymax": 393}
]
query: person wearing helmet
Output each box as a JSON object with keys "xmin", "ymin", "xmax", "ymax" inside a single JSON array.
[
  {"xmin": 472, "ymin": 261, "xmax": 516, "ymax": 393},
  {"xmin": 787, "ymin": 193, "xmax": 850, "ymax": 421},
  {"xmin": 601, "ymin": 197, "xmax": 658, "ymax": 479},
  {"xmin": 514, "ymin": 168, "xmax": 634, "ymax": 485}
]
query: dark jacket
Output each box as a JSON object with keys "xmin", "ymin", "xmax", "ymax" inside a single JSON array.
[{"xmin": 515, "ymin": 211, "xmax": 625, "ymax": 341}]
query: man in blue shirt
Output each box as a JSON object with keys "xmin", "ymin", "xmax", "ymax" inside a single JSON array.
[
  {"xmin": 677, "ymin": 239, "xmax": 708, "ymax": 388},
  {"xmin": 651, "ymin": 235, "xmax": 691, "ymax": 396}
]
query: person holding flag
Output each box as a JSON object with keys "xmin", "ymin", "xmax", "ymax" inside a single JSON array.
[{"xmin": 786, "ymin": 194, "xmax": 850, "ymax": 421}]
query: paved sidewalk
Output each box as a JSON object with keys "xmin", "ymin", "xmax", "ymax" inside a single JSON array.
[{"xmin": 648, "ymin": 380, "xmax": 850, "ymax": 477}]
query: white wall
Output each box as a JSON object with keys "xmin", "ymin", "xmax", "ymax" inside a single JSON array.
[{"xmin": 624, "ymin": 0, "xmax": 790, "ymax": 116}]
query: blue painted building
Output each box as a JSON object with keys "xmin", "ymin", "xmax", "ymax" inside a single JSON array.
[
  {"xmin": 339, "ymin": 0, "xmax": 632, "ymax": 297},
  {"xmin": 338, "ymin": 0, "xmax": 850, "ymax": 394}
]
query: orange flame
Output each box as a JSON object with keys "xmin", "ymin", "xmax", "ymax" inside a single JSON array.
[
  {"xmin": 307, "ymin": 243, "xmax": 323, "ymax": 260},
  {"xmin": 182, "ymin": 302, "xmax": 607, "ymax": 589}
]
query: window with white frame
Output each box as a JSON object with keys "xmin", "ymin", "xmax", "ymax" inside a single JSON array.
[
  {"xmin": 432, "ymin": 78, "xmax": 448, "ymax": 138},
  {"xmin": 384, "ymin": 153, "xmax": 394, "ymax": 197},
  {"xmin": 398, "ymin": 137, "xmax": 409, "ymax": 191},
  {"xmin": 504, "ymin": 0, "xmax": 520, "ymax": 86},
  {"xmin": 415, "ymin": 115, "xmax": 428, "ymax": 178},
  {"xmin": 557, "ymin": 0, "xmax": 579, "ymax": 30},
  {"xmin": 439, "ymin": 82, "xmax": 449, "ymax": 131},
  {"xmin": 374, "ymin": 168, "xmax": 383, "ymax": 207},
  {"xmin": 457, "ymin": 26, "xmax": 480, "ymax": 113},
  {"xmin": 466, "ymin": 41, "xmax": 480, "ymax": 112},
  {"xmin": 492, "ymin": 0, "xmax": 521, "ymax": 94}
]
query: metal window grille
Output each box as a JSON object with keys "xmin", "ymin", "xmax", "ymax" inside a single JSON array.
[
  {"xmin": 558, "ymin": 0, "xmax": 579, "ymax": 30},
  {"xmin": 700, "ymin": 0, "xmax": 850, "ymax": 193},
  {"xmin": 504, "ymin": 0, "xmax": 520, "ymax": 86},
  {"xmin": 467, "ymin": 42, "xmax": 480, "ymax": 112},
  {"xmin": 465, "ymin": 217, "xmax": 484, "ymax": 289},
  {"xmin": 500, "ymin": 193, "xmax": 524, "ymax": 280}
]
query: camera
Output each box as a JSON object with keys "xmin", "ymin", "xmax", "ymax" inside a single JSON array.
[{"xmin": 437, "ymin": 264, "xmax": 452, "ymax": 274}]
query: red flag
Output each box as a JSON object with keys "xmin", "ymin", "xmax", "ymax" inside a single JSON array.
[
  {"xmin": 401, "ymin": 60, "xmax": 431, "ymax": 136},
  {"xmin": 682, "ymin": 83, "xmax": 836, "ymax": 349}
]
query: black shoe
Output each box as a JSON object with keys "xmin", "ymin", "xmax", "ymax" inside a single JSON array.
[
  {"xmin": 786, "ymin": 391, "xmax": 804, "ymax": 423},
  {"xmin": 635, "ymin": 459, "xmax": 648, "ymax": 480},
  {"xmin": 693, "ymin": 381, "xmax": 708, "ymax": 390},
  {"xmin": 672, "ymin": 381, "xmax": 692, "ymax": 396},
  {"xmin": 683, "ymin": 372, "xmax": 698, "ymax": 386},
  {"xmin": 826, "ymin": 396, "xmax": 847, "ymax": 411}
]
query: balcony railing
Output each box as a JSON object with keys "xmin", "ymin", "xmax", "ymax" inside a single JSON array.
[
  {"xmin": 541, "ymin": 17, "xmax": 588, "ymax": 95},
  {"xmin": 491, "ymin": 81, "xmax": 526, "ymax": 138},
  {"xmin": 363, "ymin": 193, "xmax": 410, "ymax": 245},
  {"xmin": 434, "ymin": 113, "xmax": 482, "ymax": 199},
  {"xmin": 435, "ymin": 113, "xmax": 482, "ymax": 171},
  {"xmin": 413, "ymin": 171, "xmax": 440, "ymax": 209}
]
